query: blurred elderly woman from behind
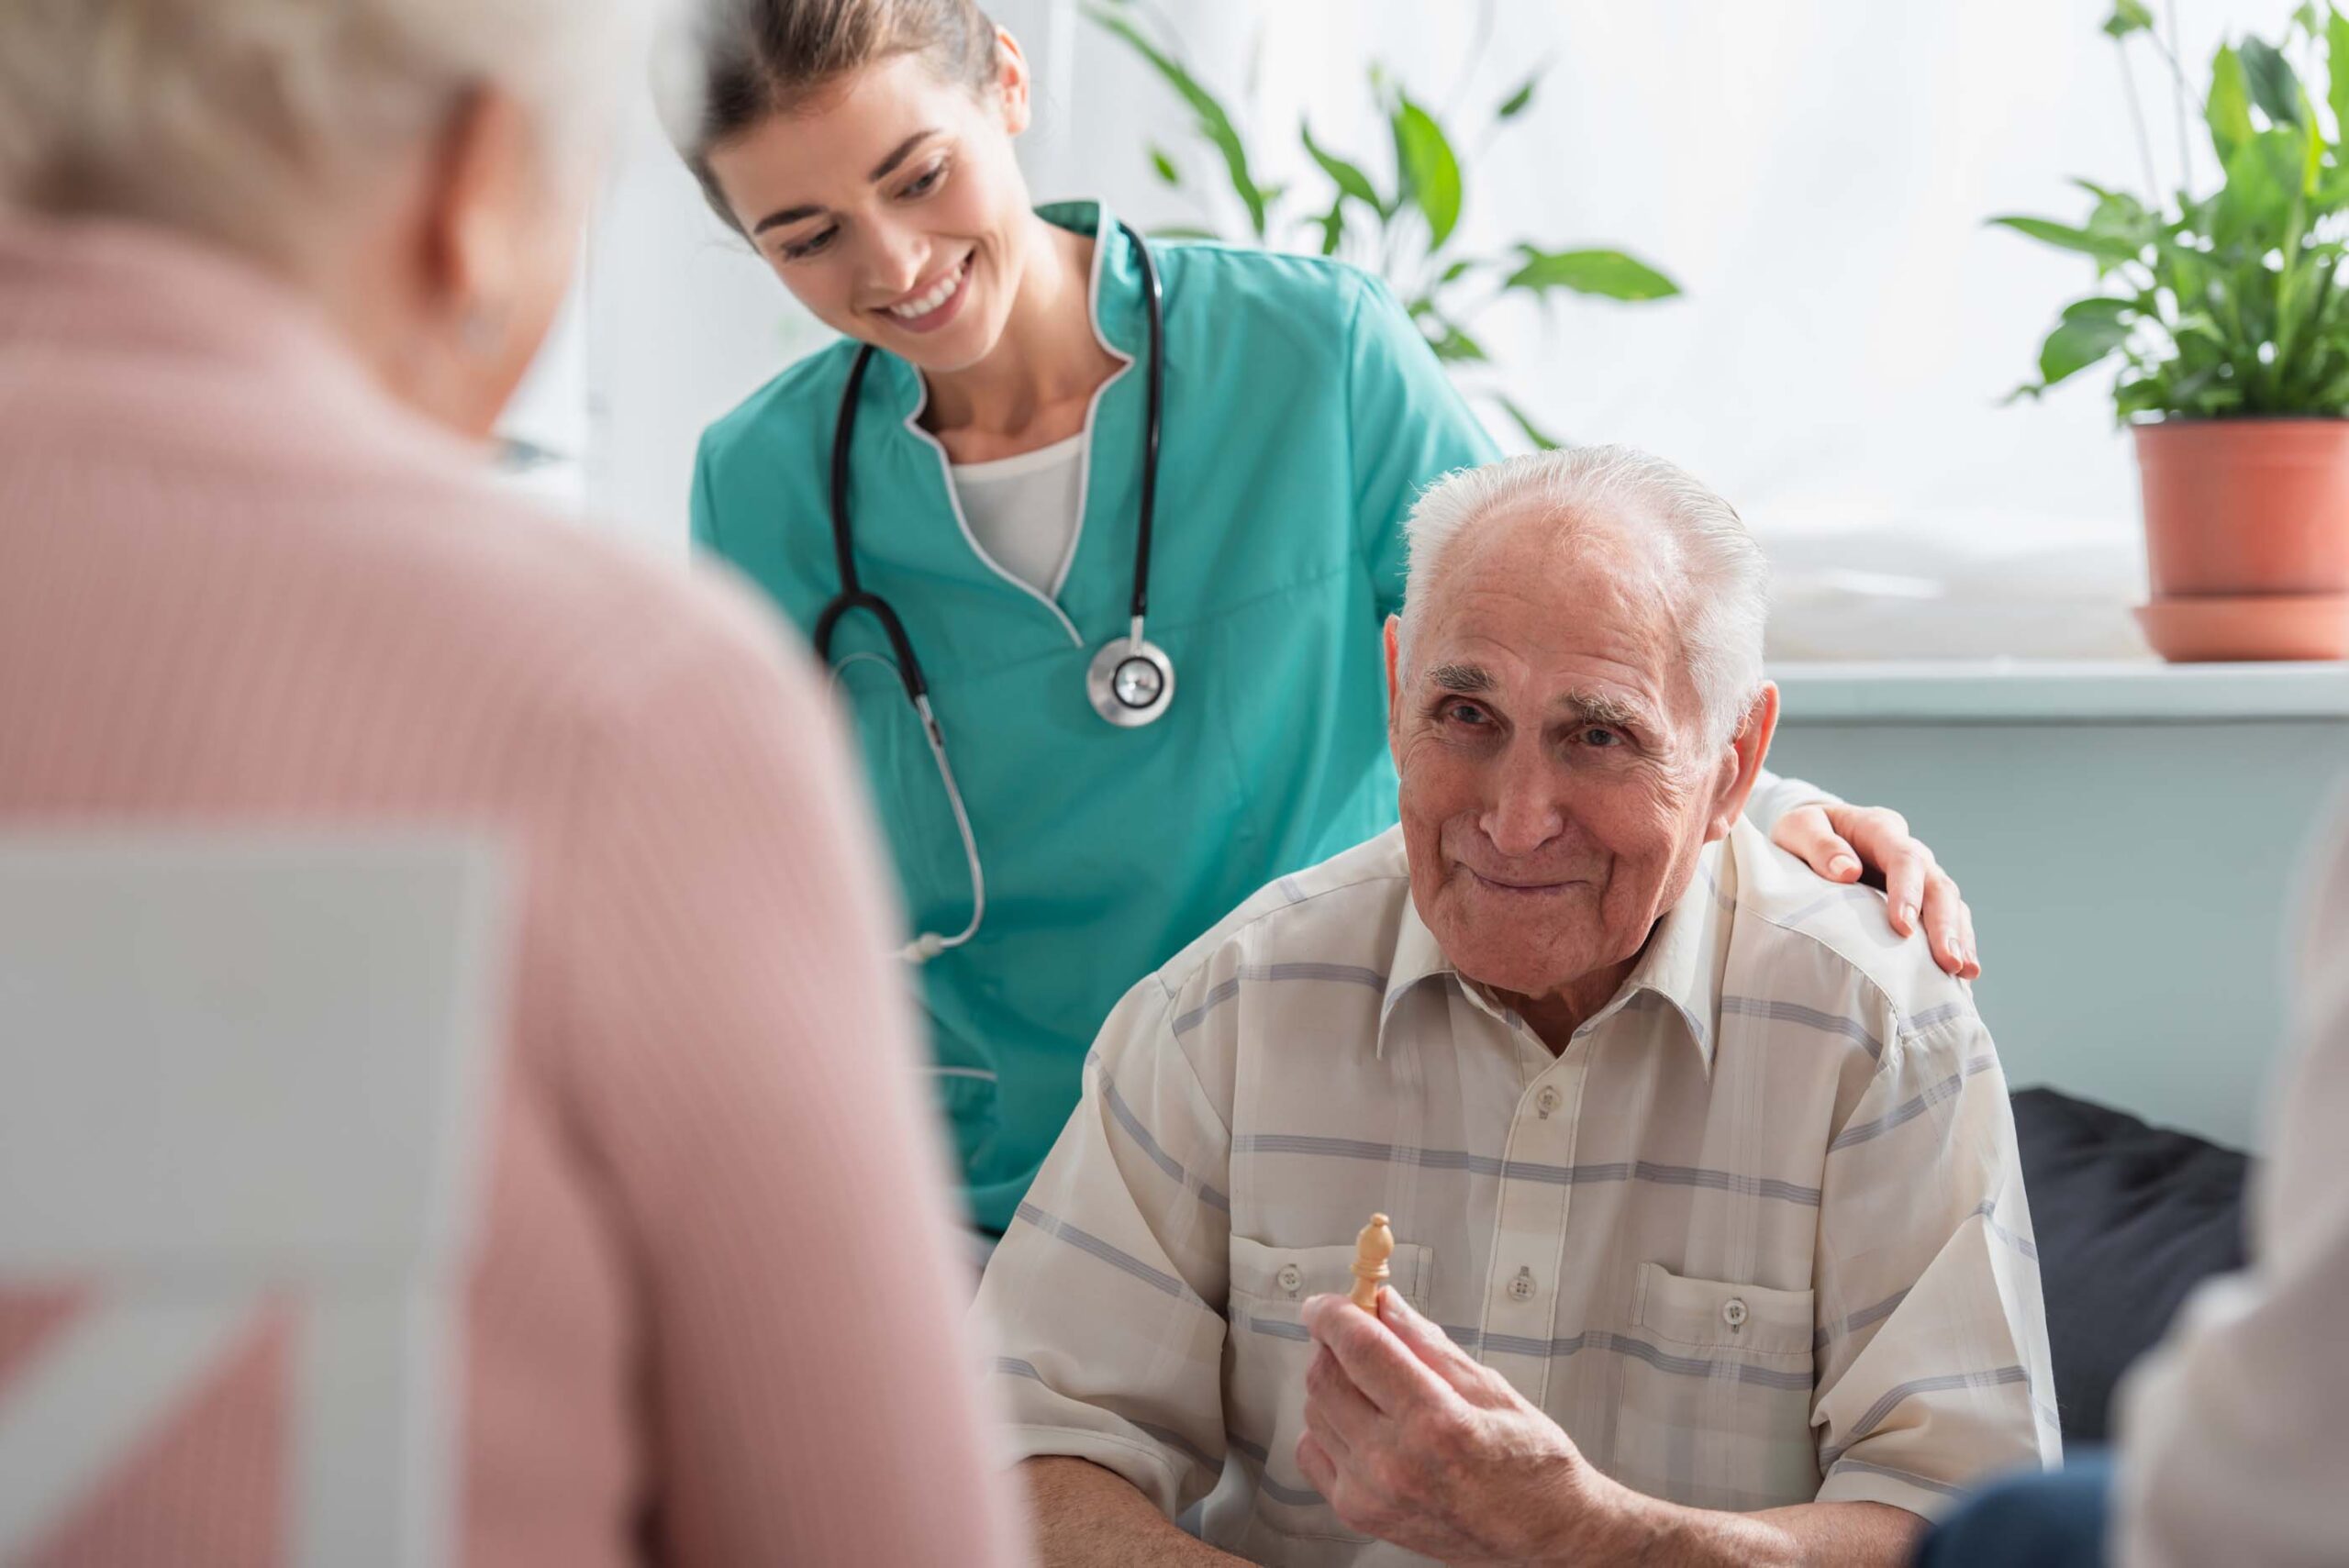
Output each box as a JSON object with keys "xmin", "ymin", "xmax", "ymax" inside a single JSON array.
[{"xmin": 0, "ymin": 2, "xmax": 1027, "ymax": 1564}]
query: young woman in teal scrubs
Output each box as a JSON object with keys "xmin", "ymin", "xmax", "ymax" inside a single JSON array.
[{"xmin": 665, "ymin": 0, "xmax": 1980, "ymax": 1237}]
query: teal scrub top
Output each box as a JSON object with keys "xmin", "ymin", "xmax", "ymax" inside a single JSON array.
[{"xmin": 692, "ymin": 200, "xmax": 1497, "ymax": 1232}]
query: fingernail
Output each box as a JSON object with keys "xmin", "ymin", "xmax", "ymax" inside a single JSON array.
[
  {"xmin": 1831, "ymin": 856, "xmax": 1859, "ymax": 878},
  {"xmin": 1899, "ymin": 903, "xmax": 1918, "ymax": 929}
]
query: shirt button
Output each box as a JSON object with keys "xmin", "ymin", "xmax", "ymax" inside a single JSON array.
[
  {"xmin": 1534, "ymin": 1085, "xmax": 1563, "ymax": 1118},
  {"xmin": 1508, "ymin": 1266, "xmax": 1535, "ymax": 1302},
  {"xmin": 1722, "ymin": 1297, "xmax": 1749, "ymax": 1329},
  {"xmin": 1276, "ymin": 1263, "xmax": 1303, "ymax": 1296}
]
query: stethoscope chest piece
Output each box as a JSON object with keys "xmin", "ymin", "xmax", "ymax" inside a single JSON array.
[{"xmin": 1086, "ymin": 634, "xmax": 1175, "ymax": 727}]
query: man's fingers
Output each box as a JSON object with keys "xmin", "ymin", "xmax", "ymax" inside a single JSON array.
[
  {"xmin": 1295, "ymin": 1430, "xmax": 1338, "ymax": 1499},
  {"xmin": 1771, "ymin": 804, "xmax": 1862, "ymax": 883},
  {"xmin": 1302, "ymin": 1293, "xmax": 1454, "ymax": 1417},
  {"xmin": 1303, "ymin": 1344, "xmax": 1376, "ymax": 1454},
  {"xmin": 1375, "ymin": 1285, "xmax": 1486, "ymax": 1393}
]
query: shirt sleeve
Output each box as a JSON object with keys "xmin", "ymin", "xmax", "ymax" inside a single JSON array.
[
  {"xmin": 970, "ymin": 976, "xmax": 1235, "ymax": 1518},
  {"xmin": 1809, "ymin": 1005, "xmax": 2061, "ymax": 1519},
  {"xmin": 688, "ymin": 434, "xmax": 724, "ymax": 555},
  {"xmin": 552, "ymin": 579, "xmax": 1026, "ymax": 1568},
  {"xmin": 1343, "ymin": 270, "xmax": 1501, "ymax": 619},
  {"xmin": 2116, "ymin": 799, "xmax": 2349, "ymax": 1568}
]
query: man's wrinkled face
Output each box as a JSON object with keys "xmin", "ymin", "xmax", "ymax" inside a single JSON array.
[{"xmin": 1388, "ymin": 505, "xmax": 1741, "ymax": 1008}]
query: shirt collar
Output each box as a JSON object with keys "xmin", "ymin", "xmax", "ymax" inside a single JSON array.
[
  {"xmin": 1375, "ymin": 837, "xmax": 1733, "ymax": 1074},
  {"xmin": 874, "ymin": 198, "xmax": 1144, "ymax": 423}
]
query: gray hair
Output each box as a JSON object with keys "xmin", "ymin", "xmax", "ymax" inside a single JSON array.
[
  {"xmin": 1399, "ymin": 446, "xmax": 1771, "ymax": 747},
  {"xmin": 0, "ymin": 0, "xmax": 652, "ymax": 252}
]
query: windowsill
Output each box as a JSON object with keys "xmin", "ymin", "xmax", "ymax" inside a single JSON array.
[{"xmin": 1770, "ymin": 660, "xmax": 2349, "ymax": 723}]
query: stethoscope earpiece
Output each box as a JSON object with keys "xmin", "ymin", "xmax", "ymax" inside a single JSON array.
[{"xmin": 818, "ymin": 219, "xmax": 1171, "ymax": 962}]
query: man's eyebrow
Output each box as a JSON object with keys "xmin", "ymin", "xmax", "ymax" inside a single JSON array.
[
  {"xmin": 1426, "ymin": 663, "xmax": 1495, "ymax": 694},
  {"xmin": 1556, "ymin": 689, "xmax": 1652, "ymax": 730},
  {"xmin": 750, "ymin": 129, "xmax": 944, "ymax": 236}
]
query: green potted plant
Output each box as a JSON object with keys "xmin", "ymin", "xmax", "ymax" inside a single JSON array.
[
  {"xmin": 1998, "ymin": 1, "xmax": 2349, "ymax": 660},
  {"xmin": 1087, "ymin": 1, "xmax": 1679, "ymax": 450}
]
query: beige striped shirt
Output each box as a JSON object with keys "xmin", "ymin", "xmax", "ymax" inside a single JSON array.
[{"xmin": 975, "ymin": 817, "xmax": 2058, "ymax": 1566}]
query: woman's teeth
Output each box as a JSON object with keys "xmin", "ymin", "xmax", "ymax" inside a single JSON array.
[{"xmin": 888, "ymin": 261, "xmax": 963, "ymax": 319}]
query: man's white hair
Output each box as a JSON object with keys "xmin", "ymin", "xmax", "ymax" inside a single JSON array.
[
  {"xmin": 1399, "ymin": 446, "xmax": 1771, "ymax": 747},
  {"xmin": 0, "ymin": 0, "xmax": 653, "ymax": 254}
]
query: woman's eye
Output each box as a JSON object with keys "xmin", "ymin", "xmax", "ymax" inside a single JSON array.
[
  {"xmin": 902, "ymin": 162, "xmax": 948, "ymax": 198},
  {"xmin": 778, "ymin": 227, "xmax": 837, "ymax": 261}
]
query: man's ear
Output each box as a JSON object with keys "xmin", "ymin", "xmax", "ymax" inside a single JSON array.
[
  {"xmin": 993, "ymin": 27, "xmax": 1033, "ymax": 136},
  {"xmin": 1703, "ymin": 683, "xmax": 1780, "ymax": 843},
  {"xmin": 1382, "ymin": 616, "xmax": 1405, "ymax": 741}
]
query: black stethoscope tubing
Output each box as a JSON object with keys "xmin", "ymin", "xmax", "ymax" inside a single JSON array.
[{"xmin": 814, "ymin": 218, "xmax": 1165, "ymax": 704}]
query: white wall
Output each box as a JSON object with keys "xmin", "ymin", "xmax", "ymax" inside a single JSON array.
[{"xmin": 565, "ymin": 0, "xmax": 2289, "ymax": 644}]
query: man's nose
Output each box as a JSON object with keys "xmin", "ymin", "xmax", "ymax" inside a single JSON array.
[{"xmin": 1481, "ymin": 740, "xmax": 1565, "ymax": 858}]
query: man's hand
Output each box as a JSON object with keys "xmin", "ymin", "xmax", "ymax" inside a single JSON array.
[
  {"xmin": 1296, "ymin": 1286, "xmax": 1630, "ymax": 1565},
  {"xmin": 1297, "ymin": 1289, "xmax": 1925, "ymax": 1568},
  {"xmin": 1770, "ymin": 802, "xmax": 1979, "ymax": 980}
]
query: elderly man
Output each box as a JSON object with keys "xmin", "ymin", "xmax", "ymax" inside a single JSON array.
[{"xmin": 976, "ymin": 448, "xmax": 2056, "ymax": 1567}]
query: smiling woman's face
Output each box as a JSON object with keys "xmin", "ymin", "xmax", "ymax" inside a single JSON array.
[
  {"xmin": 1387, "ymin": 505, "xmax": 1739, "ymax": 1006},
  {"xmin": 701, "ymin": 43, "xmax": 1035, "ymax": 374}
]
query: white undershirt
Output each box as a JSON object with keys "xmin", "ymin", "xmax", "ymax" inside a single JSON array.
[{"xmin": 949, "ymin": 434, "xmax": 1085, "ymax": 596}]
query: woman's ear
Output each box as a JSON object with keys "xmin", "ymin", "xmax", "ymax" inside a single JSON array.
[{"xmin": 991, "ymin": 26, "xmax": 1033, "ymax": 137}]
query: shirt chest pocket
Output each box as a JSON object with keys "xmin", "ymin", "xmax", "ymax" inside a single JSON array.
[
  {"xmin": 1632, "ymin": 1262, "xmax": 1815, "ymax": 1358},
  {"xmin": 1222, "ymin": 1235, "xmax": 1435, "ymax": 1543},
  {"xmin": 1612, "ymin": 1263, "xmax": 1820, "ymax": 1506}
]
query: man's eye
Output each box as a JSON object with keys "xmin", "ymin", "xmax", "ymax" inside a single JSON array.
[
  {"xmin": 1580, "ymin": 727, "xmax": 1623, "ymax": 749},
  {"xmin": 1443, "ymin": 702, "xmax": 1489, "ymax": 727}
]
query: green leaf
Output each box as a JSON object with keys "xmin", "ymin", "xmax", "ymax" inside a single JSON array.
[
  {"xmin": 1497, "ymin": 77, "xmax": 1537, "ymax": 119},
  {"xmin": 2242, "ymin": 36, "xmax": 2305, "ymax": 126},
  {"xmin": 2330, "ymin": 8, "xmax": 2349, "ymax": 147},
  {"xmin": 1300, "ymin": 122, "xmax": 1381, "ymax": 208},
  {"xmin": 2211, "ymin": 128, "xmax": 2306, "ymax": 246},
  {"xmin": 1987, "ymin": 215, "xmax": 2145, "ymax": 265},
  {"xmin": 2210, "ymin": 44, "xmax": 2254, "ymax": 163},
  {"xmin": 1505, "ymin": 245, "xmax": 1681, "ymax": 301},
  {"xmin": 1493, "ymin": 395, "xmax": 1564, "ymax": 450},
  {"xmin": 1392, "ymin": 95, "xmax": 1464, "ymax": 250},
  {"xmin": 2103, "ymin": 0, "xmax": 2154, "ymax": 38},
  {"xmin": 2038, "ymin": 297, "xmax": 2134, "ymax": 384},
  {"xmin": 1439, "ymin": 258, "xmax": 1478, "ymax": 284},
  {"xmin": 1086, "ymin": 6, "xmax": 1270, "ymax": 236},
  {"xmin": 1150, "ymin": 145, "xmax": 1180, "ymax": 186},
  {"xmin": 1313, "ymin": 197, "xmax": 1346, "ymax": 257}
]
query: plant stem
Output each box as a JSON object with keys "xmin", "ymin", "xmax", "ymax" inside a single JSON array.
[
  {"xmin": 2163, "ymin": 0, "xmax": 2193, "ymax": 203},
  {"xmin": 2119, "ymin": 42, "xmax": 2164, "ymax": 209},
  {"xmin": 1442, "ymin": 0, "xmax": 1500, "ymax": 117}
]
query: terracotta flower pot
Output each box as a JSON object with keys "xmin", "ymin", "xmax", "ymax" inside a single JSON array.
[{"xmin": 2132, "ymin": 419, "xmax": 2349, "ymax": 661}]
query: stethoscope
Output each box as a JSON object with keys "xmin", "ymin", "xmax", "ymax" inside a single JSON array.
[{"xmin": 816, "ymin": 220, "xmax": 1171, "ymax": 964}]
